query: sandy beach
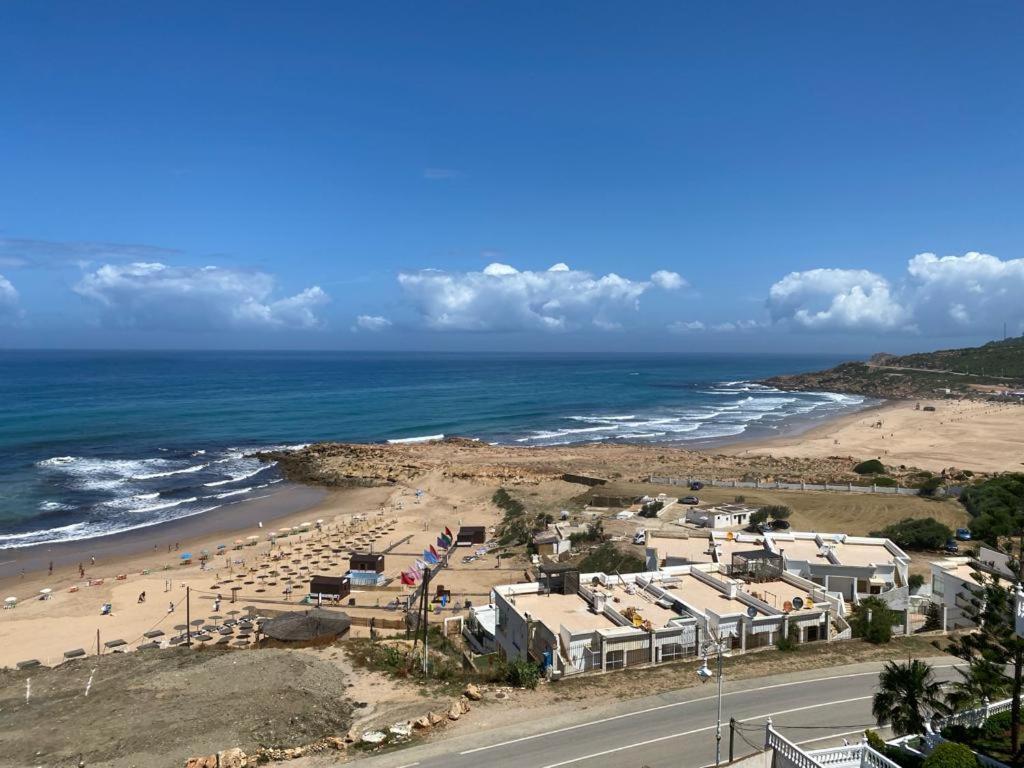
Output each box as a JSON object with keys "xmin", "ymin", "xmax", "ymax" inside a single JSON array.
[{"xmin": 725, "ymin": 398, "xmax": 1024, "ymax": 474}]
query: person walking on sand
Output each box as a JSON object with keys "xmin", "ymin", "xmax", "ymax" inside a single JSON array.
[
  {"xmin": 90, "ymin": 555, "xmax": 95, "ymax": 567},
  {"xmin": 168, "ymin": 601, "xmax": 175, "ymax": 613},
  {"xmin": 138, "ymin": 591, "xmax": 146, "ymax": 603}
]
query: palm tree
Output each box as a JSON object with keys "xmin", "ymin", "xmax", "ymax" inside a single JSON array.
[
  {"xmin": 873, "ymin": 659, "xmax": 949, "ymax": 735},
  {"xmin": 945, "ymin": 657, "xmax": 1010, "ymax": 712}
]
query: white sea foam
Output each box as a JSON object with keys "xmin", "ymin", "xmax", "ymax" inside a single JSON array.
[
  {"xmin": 133, "ymin": 462, "xmax": 209, "ymax": 480},
  {"xmin": 387, "ymin": 434, "xmax": 444, "ymax": 444},
  {"xmin": 203, "ymin": 463, "xmax": 274, "ymax": 487}
]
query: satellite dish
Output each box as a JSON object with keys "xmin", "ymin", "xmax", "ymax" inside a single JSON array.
[
  {"xmin": 792, "ymin": 596, "xmax": 804, "ymax": 610},
  {"xmin": 783, "ymin": 600, "xmax": 793, "ymax": 612},
  {"xmin": 746, "ymin": 605, "xmax": 758, "ymax": 618}
]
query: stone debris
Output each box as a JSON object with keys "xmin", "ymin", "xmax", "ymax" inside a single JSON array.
[{"xmin": 463, "ymin": 683, "xmax": 483, "ymax": 701}]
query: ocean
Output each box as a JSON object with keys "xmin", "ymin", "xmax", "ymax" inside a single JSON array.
[{"xmin": 0, "ymin": 350, "xmax": 866, "ymax": 549}]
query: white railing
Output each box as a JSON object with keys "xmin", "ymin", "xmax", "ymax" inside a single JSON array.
[
  {"xmin": 767, "ymin": 725, "xmax": 826, "ymax": 768},
  {"xmin": 810, "ymin": 744, "xmax": 901, "ymax": 768},
  {"xmin": 936, "ymin": 697, "xmax": 1013, "ymax": 730}
]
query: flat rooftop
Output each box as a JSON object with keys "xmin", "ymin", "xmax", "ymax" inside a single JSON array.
[
  {"xmin": 650, "ymin": 536, "xmax": 717, "ymax": 564},
  {"xmin": 773, "ymin": 536, "xmax": 897, "ymax": 568},
  {"xmin": 743, "ymin": 580, "xmax": 818, "ymax": 613},
  {"xmin": 594, "ymin": 582, "xmax": 681, "ymax": 628},
  {"xmin": 512, "ymin": 592, "xmax": 616, "ymax": 633},
  {"xmin": 664, "ymin": 573, "xmax": 769, "ymax": 618}
]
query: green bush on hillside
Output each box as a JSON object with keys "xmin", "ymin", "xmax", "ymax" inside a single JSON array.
[
  {"xmin": 870, "ymin": 518, "xmax": 952, "ymax": 550},
  {"xmin": 855, "ymin": 459, "xmax": 886, "ymax": 475}
]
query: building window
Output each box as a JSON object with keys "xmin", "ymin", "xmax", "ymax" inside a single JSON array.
[
  {"xmin": 606, "ymin": 650, "xmax": 625, "ymax": 670},
  {"xmin": 661, "ymin": 643, "xmax": 686, "ymax": 662}
]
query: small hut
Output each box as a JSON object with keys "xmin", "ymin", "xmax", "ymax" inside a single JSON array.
[
  {"xmin": 308, "ymin": 575, "xmax": 351, "ymax": 602},
  {"xmin": 349, "ymin": 553, "xmax": 386, "ymax": 586},
  {"xmin": 457, "ymin": 526, "xmax": 486, "ymax": 546}
]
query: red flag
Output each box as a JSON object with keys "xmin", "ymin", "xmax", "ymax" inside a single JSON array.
[
  {"xmin": 445, "ymin": 526, "xmax": 453, "ymax": 539},
  {"xmin": 430, "ymin": 545, "xmax": 439, "ymax": 558},
  {"xmin": 400, "ymin": 572, "xmax": 416, "ymax": 586}
]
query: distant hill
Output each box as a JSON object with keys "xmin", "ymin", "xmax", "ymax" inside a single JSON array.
[{"xmin": 762, "ymin": 337, "xmax": 1024, "ymax": 399}]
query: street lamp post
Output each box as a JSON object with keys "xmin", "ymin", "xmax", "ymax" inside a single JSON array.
[{"xmin": 697, "ymin": 629, "xmax": 729, "ymax": 767}]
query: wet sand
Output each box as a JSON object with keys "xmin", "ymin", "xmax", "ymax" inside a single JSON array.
[{"xmin": 0, "ymin": 483, "xmax": 328, "ymax": 581}]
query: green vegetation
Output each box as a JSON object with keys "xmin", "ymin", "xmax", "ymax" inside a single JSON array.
[
  {"xmin": 872, "ymin": 659, "xmax": 948, "ymax": 735},
  {"xmin": 851, "ymin": 596, "xmax": 899, "ymax": 644},
  {"xmin": 921, "ymin": 742, "xmax": 977, "ymax": 768},
  {"xmin": 908, "ymin": 573, "xmax": 925, "ymax": 591},
  {"xmin": 919, "ymin": 477, "xmax": 944, "ymax": 498},
  {"xmin": 870, "ymin": 518, "xmax": 952, "ymax": 550},
  {"xmin": 959, "ymin": 474, "xmax": 1024, "ymax": 544},
  {"xmin": 887, "ymin": 336, "xmax": 1024, "ymax": 379},
  {"xmin": 751, "ymin": 505, "xmax": 791, "ymax": 527},
  {"xmin": 494, "ymin": 658, "xmax": 541, "ymax": 689},
  {"xmin": 577, "ymin": 542, "xmax": 645, "ymax": 574},
  {"xmin": 569, "ymin": 521, "xmax": 603, "ymax": 547},
  {"xmin": 945, "ymin": 558, "xmax": 1024, "ymax": 760},
  {"xmin": 855, "ymin": 459, "xmax": 887, "ymax": 475},
  {"xmin": 866, "ymin": 730, "xmax": 925, "ymax": 768},
  {"xmin": 761, "ymin": 337, "xmax": 1024, "ymax": 398}
]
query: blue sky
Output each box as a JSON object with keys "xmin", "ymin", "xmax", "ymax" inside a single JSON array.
[{"xmin": 2, "ymin": 2, "xmax": 1023, "ymax": 353}]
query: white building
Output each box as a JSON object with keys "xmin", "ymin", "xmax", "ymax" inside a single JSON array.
[
  {"xmin": 685, "ymin": 503, "xmax": 758, "ymax": 529},
  {"xmin": 491, "ymin": 563, "xmax": 840, "ymax": 677},
  {"xmin": 931, "ymin": 545, "xmax": 1013, "ymax": 630}
]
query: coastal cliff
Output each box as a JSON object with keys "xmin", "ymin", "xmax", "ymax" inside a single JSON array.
[{"xmin": 762, "ymin": 338, "xmax": 1024, "ymax": 399}]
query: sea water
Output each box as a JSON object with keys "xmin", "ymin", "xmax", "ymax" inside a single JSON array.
[{"xmin": 0, "ymin": 350, "xmax": 866, "ymax": 547}]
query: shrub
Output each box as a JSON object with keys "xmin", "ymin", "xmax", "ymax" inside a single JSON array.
[
  {"xmin": 874, "ymin": 476, "xmax": 898, "ymax": 487},
  {"xmin": 761, "ymin": 505, "xmax": 791, "ymax": 520},
  {"xmin": 870, "ymin": 518, "xmax": 952, "ymax": 550},
  {"xmin": 499, "ymin": 658, "xmax": 541, "ymax": 689},
  {"xmin": 919, "ymin": 477, "xmax": 944, "ymax": 497},
  {"xmin": 855, "ymin": 459, "xmax": 886, "ymax": 475},
  {"xmin": 850, "ymin": 596, "xmax": 898, "ymax": 644},
  {"xmin": 775, "ymin": 633, "xmax": 798, "ymax": 652},
  {"xmin": 921, "ymin": 741, "xmax": 976, "ymax": 768},
  {"xmin": 577, "ymin": 542, "xmax": 645, "ymax": 574},
  {"xmin": 908, "ymin": 574, "xmax": 925, "ymax": 591}
]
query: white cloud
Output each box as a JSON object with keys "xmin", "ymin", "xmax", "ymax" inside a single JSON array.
[
  {"xmin": 767, "ymin": 268, "xmax": 911, "ymax": 331},
  {"xmin": 668, "ymin": 320, "xmax": 705, "ymax": 334},
  {"xmin": 74, "ymin": 262, "xmax": 328, "ymax": 331},
  {"xmin": 650, "ymin": 270, "xmax": 687, "ymax": 290},
  {"xmin": 766, "ymin": 252, "xmax": 1024, "ymax": 335},
  {"xmin": 0, "ymin": 273, "xmax": 20, "ymax": 323},
  {"xmin": 906, "ymin": 251, "xmax": 1024, "ymax": 334},
  {"xmin": 397, "ymin": 262, "xmax": 679, "ymax": 332},
  {"xmin": 353, "ymin": 314, "xmax": 392, "ymax": 332}
]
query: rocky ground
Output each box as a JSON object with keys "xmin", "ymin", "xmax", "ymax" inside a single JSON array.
[
  {"xmin": 0, "ymin": 648, "xmax": 355, "ymax": 768},
  {"xmin": 260, "ymin": 437, "xmax": 935, "ymax": 489}
]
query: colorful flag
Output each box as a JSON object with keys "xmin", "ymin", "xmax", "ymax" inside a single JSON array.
[
  {"xmin": 444, "ymin": 526, "xmax": 453, "ymax": 539},
  {"xmin": 423, "ymin": 549, "xmax": 439, "ymax": 565},
  {"xmin": 429, "ymin": 544, "xmax": 439, "ymax": 559},
  {"xmin": 436, "ymin": 535, "xmax": 448, "ymax": 550},
  {"xmin": 400, "ymin": 571, "xmax": 417, "ymax": 586}
]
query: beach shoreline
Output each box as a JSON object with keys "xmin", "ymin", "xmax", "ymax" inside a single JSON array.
[{"xmin": 0, "ymin": 483, "xmax": 334, "ymax": 583}]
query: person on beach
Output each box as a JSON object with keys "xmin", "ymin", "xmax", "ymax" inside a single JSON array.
[
  {"xmin": 78, "ymin": 563, "xmax": 85, "ymax": 578},
  {"xmin": 138, "ymin": 591, "xmax": 146, "ymax": 603},
  {"xmin": 168, "ymin": 601, "xmax": 175, "ymax": 613},
  {"xmin": 90, "ymin": 555, "xmax": 95, "ymax": 566},
  {"xmin": 48, "ymin": 561, "xmax": 53, "ymax": 575}
]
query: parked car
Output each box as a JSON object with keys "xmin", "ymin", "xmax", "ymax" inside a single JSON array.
[
  {"xmin": 955, "ymin": 527, "xmax": 972, "ymax": 541},
  {"xmin": 771, "ymin": 519, "xmax": 791, "ymax": 530},
  {"xmin": 945, "ymin": 538, "xmax": 960, "ymax": 554},
  {"xmin": 681, "ymin": 496, "xmax": 700, "ymax": 505},
  {"xmin": 633, "ymin": 529, "xmax": 646, "ymax": 545},
  {"xmin": 689, "ymin": 481, "xmax": 704, "ymax": 491}
]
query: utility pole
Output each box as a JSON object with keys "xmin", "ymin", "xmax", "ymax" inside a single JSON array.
[
  {"xmin": 186, "ymin": 586, "xmax": 192, "ymax": 648},
  {"xmin": 729, "ymin": 717, "xmax": 736, "ymax": 763}
]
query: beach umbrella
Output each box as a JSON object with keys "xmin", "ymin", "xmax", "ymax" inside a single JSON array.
[
  {"xmin": 4, "ymin": 596, "xmax": 17, "ymax": 607},
  {"xmin": 216, "ymin": 543, "xmax": 226, "ymax": 550},
  {"xmin": 180, "ymin": 552, "xmax": 192, "ymax": 560}
]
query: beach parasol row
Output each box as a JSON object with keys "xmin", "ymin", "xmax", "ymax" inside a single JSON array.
[{"xmin": 400, "ymin": 526, "xmax": 453, "ymax": 586}]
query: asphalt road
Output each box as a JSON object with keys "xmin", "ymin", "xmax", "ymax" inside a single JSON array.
[{"xmin": 357, "ymin": 657, "xmax": 960, "ymax": 768}]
